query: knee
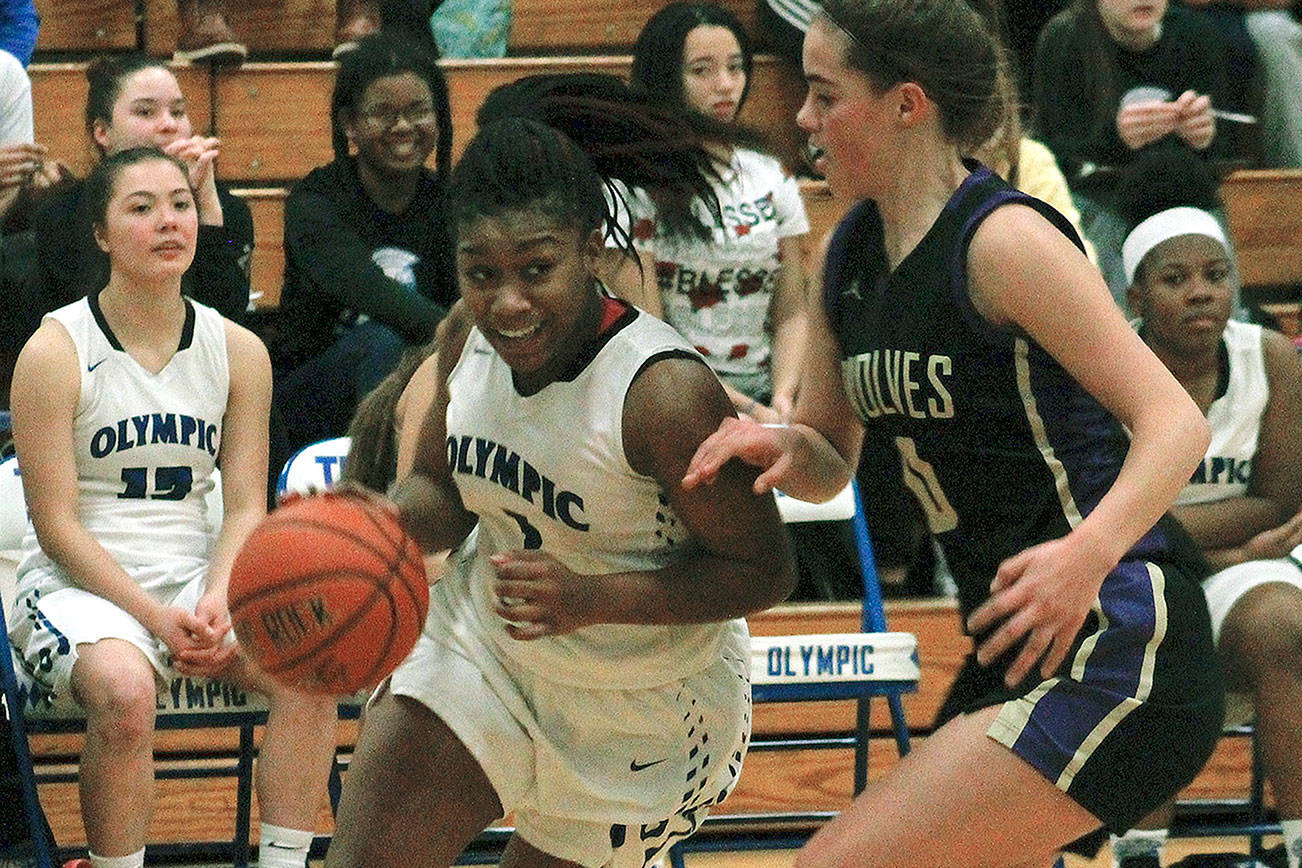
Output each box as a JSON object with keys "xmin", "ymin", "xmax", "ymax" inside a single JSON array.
[
  {"xmin": 1221, "ymin": 584, "xmax": 1302, "ymax": 681},
  {"xmin": 74, "ymin": 656, "xmax": 157, "ymax": 745}
]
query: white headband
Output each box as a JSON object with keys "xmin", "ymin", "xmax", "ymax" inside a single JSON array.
[{"xmin": 1122, "ymin": 206, "xmax": 1228, "ymax": 284}]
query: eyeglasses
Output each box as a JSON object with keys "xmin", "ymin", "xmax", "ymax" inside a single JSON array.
[{"xmin": 357, "ymin": 102, "xmax": 437, "ymax": 129}]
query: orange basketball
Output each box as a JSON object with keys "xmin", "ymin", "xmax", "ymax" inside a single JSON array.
[{"xmin": 228, "ymin": 491, "xmax": 428, "ymax": 696}]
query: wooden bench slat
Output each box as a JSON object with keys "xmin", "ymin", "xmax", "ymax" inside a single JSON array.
[
  {"xmin": 26, "ymin": 56, "xmax": 805, "ymax": 184},
  {"xmin": 507, "ymin": 0, "xmax": 758, "ymax": 54},
  {"xmin": 1222, "ymin": 169, "xmax": 1302, "ymax": 290},
  {"xmin": 142, "ymin": 0, "xmax": 336, "ymax": 57},
  {"xmin": 23, "ymin": 597, "xmax": 1270, "ymax": 848},
  {"xmin": 136, "ymin": 0, "xmax": 759, "ymax": 57},
  {"xmin": 34, "ymin": 0, "xmax": 136, "ymax": 53}
]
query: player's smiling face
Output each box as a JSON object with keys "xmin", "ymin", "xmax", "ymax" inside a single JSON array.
[
  {"xmin": 343, "ymin": 72, "xmax": 439, "ymax": 177},
  {"xmin": 797, "ymin": 19, "xmax": 899, "ymax": 201},
  {"xmin": 456, "ymin": 208, "xmax": 605, "ymax": 391},
  {"xmin": 94, "ymin": 157, "xmax": 198, "ymax": 283}
]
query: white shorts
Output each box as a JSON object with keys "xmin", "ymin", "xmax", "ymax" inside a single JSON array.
[
  {"xmin": 1202, "ymin": 556, "xmax": 1302, "ymax": 726},
  {"xmin": 7, "ymin": 567, "xmax": 217, "ymax": 713},
  {"xmin": 388, "ymin": 602, "xmax": 751, "ymax": 867}
]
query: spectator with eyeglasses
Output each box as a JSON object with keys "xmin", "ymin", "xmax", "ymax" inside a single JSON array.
[{"xmin": 267, "ymin": 32, "xmax": 457, "ymax": 485}]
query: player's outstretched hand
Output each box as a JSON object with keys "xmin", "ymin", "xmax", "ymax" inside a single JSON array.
[
  {"xmin": 682, "ymin": 416, "xmax": 791, "ymax": 494},
  {"xmin": 490, "ymin": 550, "xmax": 596, "ymax": 640},
  {"xmin": 966, "ymin": 533, "xmax": 1114, "ymax": 687}
]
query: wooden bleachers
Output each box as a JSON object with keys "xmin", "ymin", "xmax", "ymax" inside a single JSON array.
[
  {"xmin": 136, "ymin": 0, "xmax": 759, "ymax": 58},
  {"xmin": 29, "ymin": 54, "xmax": 808, "ymax": 180},
  {"xmin": 1221, "ymin": 170, "xmax": 1302, "ymax": 294},
  {"xmin": 228, "ymin": 170, "xmax": 1302, "ymax": 313},
  {"xmin": 32, "ymin": 0, "xmax": 136, "ymax": 55}
]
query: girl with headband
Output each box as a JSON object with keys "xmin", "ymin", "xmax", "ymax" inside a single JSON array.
[{"xmin": 1110, "ymin": 152, "xmax": 1302, "ymax": 868}]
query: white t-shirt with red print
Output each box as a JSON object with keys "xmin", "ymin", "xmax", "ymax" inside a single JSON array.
[{"xmin": 621, "ymin": 148, "xmax": 810, "ymax": 393}]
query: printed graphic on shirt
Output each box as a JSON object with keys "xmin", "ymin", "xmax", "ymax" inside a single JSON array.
[{"xmin": 372, "ymin": 246, "xmax": 420, "ymax": 290}]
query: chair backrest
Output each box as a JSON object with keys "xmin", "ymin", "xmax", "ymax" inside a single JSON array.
[
  {"xmin": 773, "ymin": 481, "xmax": 886, "ymax": 632},
  {"xmin": 277, "ymin": 436, "xmax": 351, "ymax": 499}
]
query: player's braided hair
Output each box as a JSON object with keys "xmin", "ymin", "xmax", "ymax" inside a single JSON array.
[{"xmin": 467, "ymin": 72, "xmax": 743, "ymax": 245}]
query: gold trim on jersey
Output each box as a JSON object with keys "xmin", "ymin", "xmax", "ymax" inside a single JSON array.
[
  {"xmin": 1054, "ymin": 562, "xmax": 1167, "ymax": 790},
  {"xmin": 1014, "ymin": 338, "xmax": 1084, "ymax": 528}
]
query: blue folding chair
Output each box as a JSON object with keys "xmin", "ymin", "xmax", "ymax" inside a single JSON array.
[{"xmin": 666, "ymin": 480, "xmax": 919, "ymax": 865}]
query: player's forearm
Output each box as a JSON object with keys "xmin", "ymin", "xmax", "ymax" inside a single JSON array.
[
  {"xmin": 1171, "ymin": 496, "xmax": 1282, "ymax": 551},
  {"xmin": 591, "ymin": 544, "xmax": 796, "ymax": 625},
  {"xmin": 35, "ymin": 516, "xmax": 168, "ymax": 632},
  {"xmin": 1074, "ymin": 398, "xmax": 1210, "ymax": 565},
  {"xmin": 391, "ymin": 471, "xmax": 476, "ymax": 555},
  {"xmin": 769, "ymin": 313, "xmax": 807, "ymax": 409},
  {"xmin": 204, "ymin": 503, "xmax": 266, "ymax": 599}
]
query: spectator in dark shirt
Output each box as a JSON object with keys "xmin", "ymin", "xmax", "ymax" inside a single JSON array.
[
  {"xmin": 1033, "ymin": 0, "xmax": 1233, "ymax": 301},
  {"xmin": 30, "ymin": 54, "xmax": 253, "ymax": 325},
  {"xmin": 269, "ymin": 32, "xmax": 455, "ymax": 482}
]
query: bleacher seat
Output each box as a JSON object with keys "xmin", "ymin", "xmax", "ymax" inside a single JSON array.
[{"xmin": 33, "ymin": 0, "xmax": 136, "ymax": 54}]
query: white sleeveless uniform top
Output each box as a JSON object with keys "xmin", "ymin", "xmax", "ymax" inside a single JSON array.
[
  {"xmin": 1176, "ymin": 319, "xmax": 1268, "ymax": 506},
  {"xmin": 443, "ymin": 304, "xmax": 747, "ymax": 689},
  {"xmin": 18, "ymin": 295, "xmax": 229, "ymax": 593}
]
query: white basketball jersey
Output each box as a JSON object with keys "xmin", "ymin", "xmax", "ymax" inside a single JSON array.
[
  {"xmin": 1177, "ymin": 320, "xmax": 1268, "ymax": 506},
  {"xmin": 443, "ymin": 302, "xmax": 748, "ymax": 689},
  {"xmin": 19, "ymin": 295, "xmax": 229, "ymax": 591}
]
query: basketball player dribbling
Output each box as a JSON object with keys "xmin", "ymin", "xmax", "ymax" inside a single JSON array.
[
  {"xmin": 323, "ymin": 104, "xmax": 796, "ymax": 868},
  {"xmin": 684, "ymin": 0, "xmax": 1226, "ymax": 865},
  {"xmin": 6, "ymin": 148, "xmax": 337, "ymax": 868}
]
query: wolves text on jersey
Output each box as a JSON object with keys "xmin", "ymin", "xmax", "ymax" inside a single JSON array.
[{"xmin": 841, "ymin": 350, "xmax": 955, "ymax": 421}]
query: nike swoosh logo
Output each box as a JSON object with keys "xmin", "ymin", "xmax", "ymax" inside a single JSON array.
[
  {"xmin": 87, "ymin": 359, "xmax": 106, "ymax": 372},
  {"xmin": 630, "ymin": 758, "xmax": 668, "ymax": 772}
]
